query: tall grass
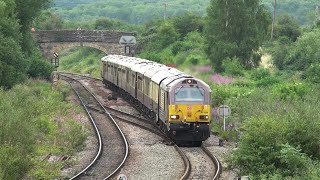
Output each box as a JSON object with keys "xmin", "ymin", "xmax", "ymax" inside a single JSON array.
[
  {"xmin": 0, "ymin": 80, "xmax": 87, "ymax": 179},
  {"xmin": 59, "ymin": 47, "xmax": 105, "ymax": 78}
]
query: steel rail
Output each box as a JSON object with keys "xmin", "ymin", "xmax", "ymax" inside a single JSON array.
[
  {"xmin": 104, "ymin": 106, "xmax": 152, "ymax": 125},
  {"xmin": 62, "ymin": 74, "xmax": 129, "ymax": 180},
  {"xmin": 201, "ymin": 145, "xmax": 222, "ymax": 180},
  {"xmin": 108, "ymin": 109, "xmax": 191, "ymax": 180},
  {"xmin": 61, "ymin": 72, "xmax": 192, "ymax": 180},
  {"xmin": 63, "ymin": 76, "xmax": 103, "ymax": 180},
  {"xmin": 59, "ymin": 71, "xmax": 102, "ymax": 81}
]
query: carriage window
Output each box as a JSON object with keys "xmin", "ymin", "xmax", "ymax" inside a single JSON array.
[
  {"xmin": 175, "ymin": 87, "xmax": 204, "ymax": 102},
  {"xmin": 137, "ymin": 76, "xmax": 142, "ymax": 91},
  {"xmin": 132, "ymin": 74, "xmax": 135, "ymax": 86},
  {"xmin": 144, "ymin": 79, "xmax": 149, "ymax": 95},
  {"xmin": 126, "ymin": 71, "xmax": 129, "ymax": 83},
  {"xmin": 103, "ymin": 64, "xmax": 106, "ymax": 73}
]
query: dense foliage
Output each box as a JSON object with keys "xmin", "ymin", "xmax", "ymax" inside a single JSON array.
[
  {"xmin": 50, "ymin": 0, "xmax": 319, "ymax": 26},
  {"xmin": 269, "ymin": 27, "xmax": 320, "ymax": 78},
  {"xmin": 51, "ymin": 0, "xmax": 209, "ymax": 24},
  {"xmin": 225, "ymin": 83, "xmax": 320, "ymax": 179},
  {"xmin": 0, "ymin": 80, "xmax": 87, "ymax": 179},
  {"xmin": 0, "ymin": 0, "xmax": 53, "ymax": 89},
  {"xmin": 262, "ymin": 0, "xmax": 320, "ymax": 26},
  {"xmin": 59, "ymin": 47, "xmax": 105, "ymax": 78},
  {"xmin": 205, "ymin": 0, "xmax": 271, "ymax": 71}
]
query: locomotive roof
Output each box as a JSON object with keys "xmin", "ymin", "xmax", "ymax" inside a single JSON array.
[
  {"xmin": 103, "ymin": 55, "xmax": 152, "ymax": 68},
  {"xmin": 131, "ymin": 62, "xmax": 154, "ymax": 73},
  {"xmin": 162, "ymin": 76, "xmax": 212, "ymax": 92},
  {"xmin": 144, "ymin": 64, "xmax": 169, "ymax": 79},
  {"xmin": 160, "ymin": 74, "xmax": 192, "ymax": 89},
  {"xmin": 151, "ymin": 68, "xmax": 184, "ymax": 84}
]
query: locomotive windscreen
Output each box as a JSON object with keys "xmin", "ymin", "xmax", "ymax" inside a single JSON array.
[{"xmin": 174, "ymin": 87, "xmax": 204, "ymax": 102}]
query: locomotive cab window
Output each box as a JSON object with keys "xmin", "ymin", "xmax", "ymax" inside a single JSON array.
[{"xmin": 174, "ymin": 87, "xmax": 204, "ymax": 102}]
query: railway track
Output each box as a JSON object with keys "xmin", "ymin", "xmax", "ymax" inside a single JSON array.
[
  {"xmin": 61, "ymin": 74, "xmax": 129, "ymax": 180},
  {"xmin": 181, "ymin": 145, "xmax": 221, "ymax": 180},
  {"xmin": 105, "ymin": 104, "xmax": 222, "ymax": 180},
  {"xmin": 60, "ymin": 72, "xmax": 222, "ymax": 179},
  {"xmin": 102, "ymin": 105, "xmax": 192, "ymax": 180}
]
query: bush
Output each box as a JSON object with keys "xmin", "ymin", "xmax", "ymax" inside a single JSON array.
[
  {"xmin": 283, "ymin": 29, "xmax": 320, "ymax": 71},
  {"xmin": 303, "ymin": 63, "xmax": 320, "ymax": 83},
  {"xmin": 231, "ymin": 116, "xmax": 287, "ymax": 176},
  {"xmin": 222, "ymin": 57, "xmax": 245, "ymax": 76},
  {"xmin": 272, "ymin": 82, "xmax": 310, "ymax": 100},
  {"xmin": 250, "ymin": 68, "xmax": 270, "ymax": 80},
  {"xmin": 27, "ymin": 59, "xmax": 53, "ymax": 80},
  {"xmin": 229, "ymin": 84, "xmax": 320, "ymax": 179},
  {"xmin": 211, "ymin": 83, "xmax": 253, "ymax": 106},
  {"xmin": 255, "ymin": 76, "xmax": 280, "ymax": 87},
  {"xmin": 231, "ymin": 116, "xmax": 315, "ymax": 178}
]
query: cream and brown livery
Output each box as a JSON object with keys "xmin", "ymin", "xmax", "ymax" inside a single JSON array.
[{"xmin": 102, "ymin": 55, "xmax": 211, "ymax": 146}]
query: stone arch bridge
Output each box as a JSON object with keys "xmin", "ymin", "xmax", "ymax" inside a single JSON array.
[{"xmin": 32, "ymin": 30, "xmax": 136, "ymax": 59}]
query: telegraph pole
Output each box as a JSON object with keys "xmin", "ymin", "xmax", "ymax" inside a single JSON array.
[
  {"xmin": 271, "ymin": 0, "xmax": 276, "ymax": 41},
  {"xmin": 163, "ymin": 1, "xmax": 168, "ymax": 20}
]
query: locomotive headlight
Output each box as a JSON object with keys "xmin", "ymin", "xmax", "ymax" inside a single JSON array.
[
  {"xmin": 170, "ymin": 115, "xmax": 180, "ymax": 119},
  {"xmin": 200, "ymin": 115, "xmax": 209, "ymax": 120}
]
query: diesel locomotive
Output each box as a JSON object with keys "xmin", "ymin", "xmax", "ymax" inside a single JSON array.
[{"xmin": 101, "ymin": 55, "xmax": 212, "ymax": 146}]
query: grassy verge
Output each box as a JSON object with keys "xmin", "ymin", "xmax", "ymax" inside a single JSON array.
[
  {"xmin": 0, "ymin": 79, "xmax": 87, "ymax": 179},
  {"xmin": 58, "ymin": 47, "xmax": 105, "ymax": 78}
]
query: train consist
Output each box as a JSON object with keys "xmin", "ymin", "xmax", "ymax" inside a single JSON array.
[{"xmin": 101, "ymin": 55, "xmax": 212, "ymax": 146}]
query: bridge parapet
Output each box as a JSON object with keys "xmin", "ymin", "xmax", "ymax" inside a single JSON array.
[
  {"xmin": 33, "ymin": 29, "xmax": 136, "ymax": 60},
  {"xmin": 33, "ymin": 30, "xmax": 136, "ymax": 43}
]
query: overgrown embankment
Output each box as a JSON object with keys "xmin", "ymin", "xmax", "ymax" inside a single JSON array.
[{"xmin": 0, "ymin": 80, "xmax": 87, "ymax": 180}]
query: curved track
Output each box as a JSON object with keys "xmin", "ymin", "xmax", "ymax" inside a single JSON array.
[
  {"xmin": 60, "ymin": 72, "xmax": 222, "ymax": 180},
  {"xmin": 61, "ymin": 74, "xmax": 129, "ymax": 180},
  {"xmin": 106, "ymin": 107, "xmax": 192, "ymax": 180},
  {"xmin": 102, "ymin": 106, "xmax": 221, "ymax": 179}
]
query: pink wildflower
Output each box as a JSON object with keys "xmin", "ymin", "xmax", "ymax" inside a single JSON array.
[
  {"xmin": 209, "ymin": 74, "xmax": 235, "ymax": 84},
  {"xmin": 196, "ymin": 65, "xmax": 212, "ymax": 72}
]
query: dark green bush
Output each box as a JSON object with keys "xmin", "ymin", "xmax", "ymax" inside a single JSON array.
[
  {"xmin": 272, "ymin": 82, "xmax": 310, "ymax": 100},
  {"xmin": 250, "ymin": 68, "xmax": 270, "ymax": 80},
  {"xmin": 27, "ymin": 59, "xmax": 53, "ymax": 80},
  {"xmin": 222, "ymin": 57, "xmax": 245, "ymax": 76},
  {"xmin": 255, "ymin": 76, "xmax": 280, "ymax": 87},
  {"xmin": 303, "ymin": 63, "xmax": 320, "ymax": 83},
  {"xmin": 231, "ymin": 116, "xmax": 315, "ymax": 178}
]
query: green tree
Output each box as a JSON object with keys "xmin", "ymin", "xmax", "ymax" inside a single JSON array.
[
  {"xmin": 33, "ymin": 11, "xmax": 63, "ymax": 30},
  {"xmin": 140, "ymin": 20, "xmax": 179, "ymax": 51},
  {"xmin": 171, "ymin": 12, "xmax": 204, "ymax": 39},
  {"xmin": 93, "ymin": 17, "xmax": 126, "ymax": 30},
  {"xmin": 15, "ymin": 0, "xmax": 52, "ymax": 54},
  {"xmin": 0, "ymin": 0, "xmax": 53, "ymax": 88},
  {"xmin": 205, "ymin": 0, "xmax": 271, "ymax": 71},
  {"xmin": 274, "ymin": 15, "xmax": 301, "ymax": 42},
  {"xmin": 284, "ymin": 28, "xmax": 320, "ymax": 70},
  {"xmin": 0, "ymin": 35, "xmax": 26, "ymax": 89}
]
